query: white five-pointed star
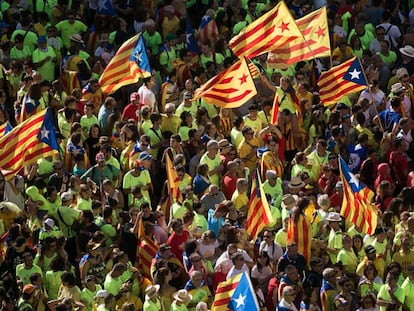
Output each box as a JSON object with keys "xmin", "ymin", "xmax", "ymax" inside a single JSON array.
[
  {"xmin": 349, "ymin": 68, "xmax": 361, "ymax": 80},
  {"xmin": 98, "ymin": 0, "xmax": 109, "ymax": 11},
  {"xmin": 40, "ymin": 127, "xmax": 50, "ymax": 139},
  {"xmin": 315, "ymin": 59, "xmax": 324, "ymax": 74},
  {"xmin": 233, "ymin": 294, "xmax": 246, "ymax": 308},
  {"xmin": 186, "ymin": 32, "xmax": 192, "ymax": 44},
  {"xmin": 134, "ymin": 51, "xmax": 142, "ymax": 63},
  {"xmin": 201, "ymin": 16, "xmax": 210, "ymax": 23},
  {"xmin": 348, "ymin": 171, "xmax": 360, "ymax": 188}
]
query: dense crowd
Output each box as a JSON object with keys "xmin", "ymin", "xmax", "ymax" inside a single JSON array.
[{"xmin": 3, "ymin": 0, "xmax": 414, "ymax": 311}]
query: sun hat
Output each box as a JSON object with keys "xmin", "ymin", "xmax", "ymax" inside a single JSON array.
[
  {"xmin": 391, "ymin": 82, "xmax": 405, "ymax": 94},
  {"xmin": 281, "ymin": 194, "xmax": 297, "ymax": 209},
  {"xmin": 69, "ymin": 34, "xmax": 84, "ymax": 44},
  {"xmin": 173, "ymin": 289, "xmax": 192, "ymax": 303},
  {"xmin": 288, "ymin": 177, "xmax": 305, "ymax": 189},
  {"xmin": 145, "ymin": 285, "xmax": 160, "ymax": 300},
  {"xmin": 44, "ymin": 218, "xmax": 55, "ymax": 228},
  {"xmin": 400, "ymin": 45, "xmax": 414, "ymax": 58},
  {"xmin": 326, "ymin": 212, "xmax": 341, "ymax": 222}
]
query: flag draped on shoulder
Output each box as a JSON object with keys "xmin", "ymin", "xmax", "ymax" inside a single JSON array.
[
  {"xmin": 339, "ymin": 157, "xmax": 377, "ymax": 235},
  {"xmin": 317, "ymin": 56, "xmax": 367, "ymax": 106},
  {"xmin": 166, "ymin": 153, "xmax": 182, "ymax": 205},
  {"xmin": 229, "ymin": 1, "xmax": 302, "ymax": 59},
  {"xmin": 193, "ymin": 58, "xmax": 257, "ymax": 108},
  {"xmin": 186, "ymin": 14, "xmax": 200, "ymax": 54},
  {"xmin": 0, "ymin": 109, "xmax": 59, "ymax": 180},
  {"xmin": 246, "ymin": 168, "xmax": 273, "ymax": 239},
  {"xmin": 268, "ymin": 7, "xmax": 330, "ymax": 68},
  {"xmin": 99, "ymin": 33, "xmax": 151, "ymax": 94},
  {"xmin": 212, "ymin": 271, "xmax": 259, "ymax": 311}
]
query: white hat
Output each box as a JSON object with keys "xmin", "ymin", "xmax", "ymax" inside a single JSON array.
[
  {"xmin": 288, "ymin": 177, "xmax": 305, "ymax": 189},
  {"xmin": 61, "ymin": 192, "xmax": 72, "ymax": 202},
  {"xmin": 281, "ymin": 194, "xmax": 297, "ymax": 209},
  {"xmin": 95, "ymin": 290, "xmax": 108, "ymax": 299},
  {"xmin": 173, "ymin": 289, "xmax": 192, "ymax": 303},
  {"xmin": 44, "ymin": 218, "xmax": 55, "ymax": 228},
  {"xmin": 391, "ymin": 82, "xmax": 405, "ymax": 94},
  {"xmin": 145, "ymin": 285, "xmax": 160, "ymax": 300},
  {"xmin": 326, "ymin": 212, "xmax": 342, "ymax": 222},
  {"xmin": 400, "ymin": 45, "xmax": 414, "ymax": 58}
]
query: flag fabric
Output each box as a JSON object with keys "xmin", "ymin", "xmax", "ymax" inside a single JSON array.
[
  {"xmin": 212, "ymin": 271, "xmax": 260, "ymax": 311},
  {"xmin": 99, "ymin": 34, "xmax": 151, "ymax": 94},
  {"xmin": 317, "ymin": 56, "xmax": 368, "ymax": 106},
  {"xmin": 20, "ymin": 95, "xmax": 44, "ymax": 123},
  {"xmin": 166, "ymin": 153, "xmax": 183, "ymax": 204},
  {"xmin": 267, "ymin": 7, "xmax": 331, "ymax": 68},
  {"xmin": 97, "ymin": 0, "xmax": 115, "ymax": 16},
  {"xmin": 0, "ymin": 122, "xmax": 12, "ymax": 137},
  {"xmin": 247, "ymin": 60, "xmax": 260, "ymax": 79},
  {"xmin": 246, "ymin": 168, "xmax": 273, "ymax": 239},
  {"xmin": 185, "ymin": 14, "xmax": 200, "ymax": 54},
  {"xmin": 229, "ymin": 1, "xmax": 302, "ymax": 59},
  {"xmin": 339, "ymin": 157, "xmax": 377, "ymax": 235},
  {"xmin": 287, "ymin": 207, "xmax": 312, "ymax": 263},
  {"xmin": 193, "ymin": 58, "xmax": 257, "ymax": 108},
  {"xmin": 136, "ymin": 236, "xmax": 159, "ymax": 280},
  {"xmin": 198, "ymin": 14, "xmax": 218, "ymax": 45},
  {"xmin": 0, "ymin": 109, "xmax": 59, "ymax": 180}
]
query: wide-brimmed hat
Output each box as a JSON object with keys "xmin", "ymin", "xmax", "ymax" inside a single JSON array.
[
  {"xmin": 44, "ymin": 218, "xmax": 55, "ymax": 228},
  {"xmin": 326, "ymin": 212, "xmax": 341, "ymax": 222},
  {"xmin": 145, "ymin": 285, "xmax": 160, "ymax": 300},
  {"xmin": 281, "ymin": 194, "xmax": 297, "ymax": 209},
  {"xmin": 173, "ymin": 289, "xmax": 192, "ymax": 303},
  {"xmin": 391, "ymin": 82, "xmax": 405, "ymax": 94},
  {"xmin": 69, "ymin": 34, "xmax": 84, "ymax": 44},
  {"xmin": 22, "ymin": 284, "xmax": 35, "ymax": 295},
  {"xmin": 61, "ymin": 192, "xmax": 72, "ymax": 202},
  {"xmin": 288, "ymin": 177, "xmax": 305, "ymax": 189},
  {"xmin": 218, "ymin": 139, "xmax": 232, "ymax": 149},
  {"xmin": 400, "ymin": 45, "xmax": 414, "ymax": 58},
  {"xmin": 396, "ymin": 67, "xmax": 409, "ymax": 79}
]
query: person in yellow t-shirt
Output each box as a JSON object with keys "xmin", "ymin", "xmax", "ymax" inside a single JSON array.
[
  {"xmin": 238, "ymin": 126, "xmax": 259, "ymax": 173},
  {"xmin": 231, "ymin": 178, "xmax": 249, "ymax": 215}
]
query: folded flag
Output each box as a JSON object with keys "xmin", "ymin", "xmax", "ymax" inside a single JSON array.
[{"xmin": 339, "ymin": 157, "xmax": 377, "ymax": 235}]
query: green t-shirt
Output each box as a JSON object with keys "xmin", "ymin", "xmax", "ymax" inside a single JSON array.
[
  {"xmin": 26, "ymin": 186, "xmax": 50, "ymax": 211},
  {"xmin": 10, "ymin": 46, "xmax": 32, "ymax": 61},
  {"xmin": 16, "ymin": 263, "xmax": 43, "ymax": 285},
  {"xmin": 32, "ymin": 47, "xmax": 56, "ymax": 81},
  {"xmin": 56, "ymin": 205, "xmax": 80, "ymax": 238},
  {"xmin": 142, "ymin": 31, "xmax": 162, "ymax": 55},
  {"xmin": 104, "ymin": 275, "xmax": 122, "ymax": 296},
  {"xmin": 45, "ymin": 270, "xmax": 64, "ymax": 299},
  {"xmin": 81, "ymin": 164, "xmax": 120, "ymax": 185},
  {"xmin": 200, "ymin": 53, "xmax": 224, "ymax": 68},
  {"xmin": 81, "ymin": 285, "xmax": 102, "ymax": 311},
  {"xmin": 55, "ymin": 20, "xmax": 88, "ymax": 48},
  {"xmin": 159, "ymin": 48, "xmax": 176, "ymax": 71},
  {"xmin": 199, "ymin": 153, "xmax": 222, "ymax": 187},
  {"xmin": 77, "ymin": 197, "xmax": 92, "ymax": 211},
  {"xmin": 11, "ymin": 30, "xmax": 38, "ymax": 53},
  {"xmin": 80, "ymin": 115, "xmax": 99, "ymax": 136},
  {"xmin": 123, "ymin": 170, "xmax": 152, "ymax": 205},
  {"xmin": 377, "ymin": 284, "xmax": 404, "ymax": 311}
]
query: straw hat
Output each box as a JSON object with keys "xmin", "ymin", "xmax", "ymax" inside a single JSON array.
[
  {"xmin": 288, "ymin": 177, "xmax": 305, "ymax": 189},
  {"xmin": 173, "ymin": 289, "xmax": 192, "ymax": 303},
  {"xmin": 145, "ymin": 285, "xmax": 160, "ymax": 300}
]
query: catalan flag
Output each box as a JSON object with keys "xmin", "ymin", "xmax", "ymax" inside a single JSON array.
[
  {"xmin": 0, "ymin": 122, "xmax": 12, "ymax": 137},
  {"xmin": 317, "ymin": 56, "xmax": 367, "ymax": 106},
  {"xmin": 198, "ymin": 13, "xmax": 218, "ymax": 45},
  {"xmin": 166, "ymin": 153, "xmax": 182, "ymax": 205},
  {"xmin": 339, "ymin": 157, "xmax": 377, "ymax": 235},
  {"xmin": 193, "ymin": 58, "xmax": 257, "ymax": 108},
  {"xmin": 246, "ymin": 168, "xmax": 273, "ymax": 239},
  {"xmin": 229, "ymin": 1, "xmax": 302, "ymax": 59},
  {"xmin": 99, "ymin": 33, "xmax": 151, "ymax": 94},
  {"xmin": 212, "ymin": 271, "xmax": 259, "ymax": 311},
  {"xmin": 20, "ymin": 95, "xmax": 45, "ymax": 123},
  {"xmin": 185, "ymin": 14, "xmax": 200, "ymax": 54},
  {"xmin": 247, "ymin": 60, "xmax": 260, "ymax": 79},
  {"xmin": 267, "ymin": 7, "xmax": 331, "ymax": 69},
  {"xmin": 0, "ymin": 109, "xmax": 59, "ymax": 180},
  {"xmin": 136, "ymin": 235, "xmax": 159, "ymax": 280},
  {"xmin": 287, "ymin": 205, "xmax": 312, "ymax": 263}
]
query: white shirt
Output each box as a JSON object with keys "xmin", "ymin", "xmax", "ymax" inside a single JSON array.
[
  {"xmin": 215, "ymin": 249, "xmax": 253, "ymax": 275},
  {"xmin": 137, "ymin": 85, "xmax": 157, "ymax": 112},
  {"xmin": 278, "ymin": 298, "xmax": 298, "ymax": 311},
  {"xmin": 259, "ymin": 241, "xmax": 283, "ymax": 262},
  {"xmin": 226, "ymin": 264, "xmax": 249, "ymax": 280}
]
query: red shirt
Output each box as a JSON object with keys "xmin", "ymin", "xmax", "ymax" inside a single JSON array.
[
  {"xmin": 222, "ymin": 173, "xmax": 237, "ymax": 200},
  {"xmin": 390, "ymin": 151, "xmax": 409, "ymax": 187},
  {"xmin": 122, "ymin": 103, "xmax": 138, "ymax": 122},
  {"xmin": 167, "ymin": 230, "xmax": 190, "ymax": 263}
]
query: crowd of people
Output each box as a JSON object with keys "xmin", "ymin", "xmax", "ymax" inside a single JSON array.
[{"xmin": 2, "ymin": 0, "xmax": 414, "ymax": 311}]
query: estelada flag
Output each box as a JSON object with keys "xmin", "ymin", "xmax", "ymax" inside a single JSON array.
[
  {"xmin": 193, "ymin": 58, "xmax": 257, "ymax": 108},
  {"xmin": 229, "ymin": 1, "xmax": 301, "ymax": 59},
  {"xmin": 267, "ymin": 7, "xmax": 331, "ymax": 68}
]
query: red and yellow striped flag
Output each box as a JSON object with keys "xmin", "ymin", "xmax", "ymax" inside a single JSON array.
[
  {"xmin": 136, "ymin": 236, "xmax": 159, "ymax": 280},
  {"xmin": 99, "ymin": 33, "xmax": 151, "ymax": 94},
  {"xmin": 166, "ymin": 153, "xmax": 182, "ymax": 205},
  {"xmin": 287, "ymin": 206, "xmax": 312, "ymax": 264},
  {"xmin": 339, "ymin": 157, "xmax": 377, "ymax": 235},
  {"xmin": 267, "ymin": 7, "xmax": 331, "ymax": 68},
  {"xmin": 0, "ymin": 109, "xmax": 59, "ymax": 180},
  {"xmin": 229, "ymin": 1, "xmax": 302, "ymax": 59},
  {"xmin": 247, "ymin": 61, "xmax": 260, "ymax": 79},
  {"xmin": 246, "ymin": 169, "xmax": 273, "ymax": 239},
  {"xmin": 317, "ymin": 57, "xmax": 368, "ymax": 106},
  {"xmin": 193, "ymin": 58, "xmax": 257, "ymax": 108}
]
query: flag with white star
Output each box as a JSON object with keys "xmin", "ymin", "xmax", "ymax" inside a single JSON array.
[
  {"xmin": 100, "ymin": 33, "xmax": 151, "ymax": 94},
  {"xmin": 185, "ymin": 14, "xmax": 200, "ymax": 54},
  {"xmin": 268, "ymin": 7, "xmax": 331, "ymax": 69},
  {"xmin": 97, "ymin": 0, "xmax": 115, "ymax": 16},
  {"xmin": 193, "ymin": 58, "xmax": 257, "ymax": 108},
  {"xmin": 317, "ymin": 56, "xmax": 368, "ymax": 106},
  {"xmin": 212, "ymin": 272, "xmax": 259, "ymax": 311},
  {"xmin": 339, "ymin": 157, "xmax": 378, "ymax": 235},
  {"xmin": 0, "ymin": 109, "xmax": 59, "ymax": 180}
]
